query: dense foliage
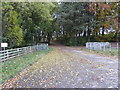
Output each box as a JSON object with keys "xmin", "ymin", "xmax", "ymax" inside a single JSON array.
[
  {"xmin": 56, "ymin": 2, "xmax": 119, "ymax": 46},
  {"xmin": 2, "ymin": 2, "xmax": 58, "ymax": 48},
  {"xmin": 2, "ymin": 2, "xmax": 119, "ymax": 47}
]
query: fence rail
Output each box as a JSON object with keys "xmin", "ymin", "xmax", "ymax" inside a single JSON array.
[
  {"xmin": 86, "ymin": 42, "xmax": 119, "ymax": 51},
  {"xmin": 0, "ymin": 44, "xmax": 48, "ymax": 62}
]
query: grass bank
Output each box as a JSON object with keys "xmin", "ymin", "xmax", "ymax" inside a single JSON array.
[{"xmin": 1, "ymin": 48, "xmax": 53, "ymax": 84}]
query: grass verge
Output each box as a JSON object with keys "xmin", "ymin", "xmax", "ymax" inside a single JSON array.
[
  {"xmin": 1, "ymin": 48, "xmax": 53, "ymax": 84},
  {"xmin": 80, "ymin": 48, "xmax": 118, "ymax": 57}
]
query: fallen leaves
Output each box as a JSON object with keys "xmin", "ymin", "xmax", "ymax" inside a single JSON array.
[{"xmin": 2, "ymin": 46, "xmax": 118, "ymax": 88}]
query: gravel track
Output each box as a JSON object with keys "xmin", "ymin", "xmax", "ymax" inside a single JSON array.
[{"xmin": 2, "ymin": 46, "xmax": 118, "ymax": 88}]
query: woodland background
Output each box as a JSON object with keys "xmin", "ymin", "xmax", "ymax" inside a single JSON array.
[{"xmin": 1, "ymin": 2, "xmax": 119, "ymax": 48}]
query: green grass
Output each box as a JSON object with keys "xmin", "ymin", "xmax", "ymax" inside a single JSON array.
[
  {"xmin": 1, "ymin": 48, "xmax": 53, "ymax": 84},
  {"xmin": 80, "ymin": 48, "xmax": 118, "ymax": 56}
]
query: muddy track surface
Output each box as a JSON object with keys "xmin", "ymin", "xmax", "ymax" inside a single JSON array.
[{"xmin": 2, "ymin": 46, "xmax": 118, "ymax": 88}]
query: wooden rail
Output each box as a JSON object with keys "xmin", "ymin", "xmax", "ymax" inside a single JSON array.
[
  {"xmin": 0, "ymin": 44, "xmax": 48, "ymax": 62},
  {"xmin": 86, "ymin": 42, "xmax": 111, "ymax": 51}
]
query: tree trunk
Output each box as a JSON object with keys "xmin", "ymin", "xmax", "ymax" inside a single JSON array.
[
  {"xmin": 83, "ymin": 30, "xmax": 86, "ymax": 37},
  {"xmin": 33, "ymin": 35, "xmax": 35, "ymax": 43},
  {"xmin": 79, "ymin": 33, "xmax": 81, "ymax": 37},
  {"xmin": 87, "ymin": 25, "xmax": 90, "ymax": 42},
  {"xmin": 102, "ymin": 26, "xmax": 105, "ymax": 36},
  {"xmin": 47, "ymin": 33, "xmax": 52, "ymax": 45},
  {"xmin": 95, "ymin": 30, "xmax": 98, "ymax": 36}
]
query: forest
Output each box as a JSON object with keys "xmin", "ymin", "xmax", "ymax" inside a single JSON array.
[{"xmin": 1, "ymin": 2, "xmax": 119, "ymax": 48}]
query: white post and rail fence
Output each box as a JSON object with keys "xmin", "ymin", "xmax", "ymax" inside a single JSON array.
[
  {"xmin": 86, "ymin": 42, "xmax": 119, "ymax": 51},
  {"xmin": 0, "ymin": 44, "xmax": 48, "ymax": 62}
]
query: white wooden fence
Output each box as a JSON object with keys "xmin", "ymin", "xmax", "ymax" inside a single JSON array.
[
  {"xmin": 0, "ymin": 44, "xmax": 48, "ymax": 62},
  {"xmin": 86, "ymin": 42, "xmax": 111, "ymax": 51}
]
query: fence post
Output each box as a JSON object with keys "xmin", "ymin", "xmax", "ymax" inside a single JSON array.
[
  {"xmin": 89, "ymin": 43, "xmax": 90, "ymax": 49},
  {"xmin": 24, "ymin": 47, "xmax": 26, "ymax": 54},
  {"xmin": 103, "ymin": 45, "xmax": 105, "ymax": 51},
  {"xmin": 40, "ymin": 44, "xmax": 41, "ymax": 50},
  {"xmin": 27, "ymin": 47, "xmax": 28, "ymax": 54},
  {"xmin": 110, "ymin": 44, "xmax": 111, "ymax": 52},
  {"xmin": 25, "ymin": 47, "xmax": 27, "ymax": 54},
  {"xmin": 39, "ymin": 45, "xmax": 40, "ymax": 50},
  {"xmin": 89, "ymin": 43, "xmax": 91, "ymax": 51},
  {"xmin": 31, "ymin": 46, "xmax": 32, "ymax": 52},
  {"xmin": 44, "ymin": 44, "xmax": 45, "ymax": 50},
  {"xmin": 22, "ymin": 48, "xmax": 23, "ymax": 55},
  {"xmin": 100, "ymin": 43, "xmax": 101, "ymax": 50},
  {"xmin": 41, "ymin": 44, "xmax": 42, "ymax": 50},
  {"xmin": 37, "ymin": 44, "xmax": 38, "ymax": 51},
  {"xmin": 29, "ymin": 46, "xmax": 30, "ymax": 53},
  {"xmin": 3, "ymin": 47, "xmax": 5, "ymax": 61},
  {"xmin": 30, "ymin": 46, "xmax": 31, "ymax": 52},
  {"xmin": 17, "ymin": 48, "xmax": 19, "ymax": 56},
  {"xmin": 90, "ymin": 43, "xmax": 91, "ymax": 49},
  {"xmin": 33, "ymin": 46, "xmax": 34, "ymax": 51},
  {"xmin": 102, "ymin": 43, "xmax": 104, "ymax": 51},
  {"xmin": 47, "ymin": 44, "xmax": 48, "ymax": 49},
  {"xmin": 6, "ymin": 50, "xmax": 8, "ymax": 60},
  {"xmin": 117, "ymin": 42, "xmax": 119, "ymax": 52},
  {"xmin": 93, "ymin": 43, "xmax": 94, "ymax": 50},
  {"xmin": 86, "ymin": 43, "xmax": 87, "ymax": 49}
]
